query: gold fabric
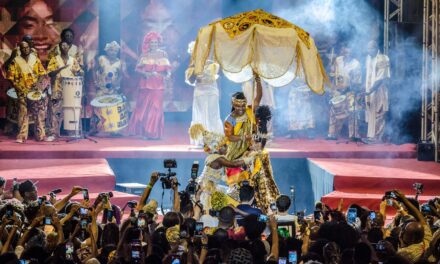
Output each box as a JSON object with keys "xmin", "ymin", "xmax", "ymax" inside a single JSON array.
[
  {"xmin": 47, "ymin": 55, "xmax": 83, "ymax": 99},
  {"xmin": 189, "ymin": 9, "xmax": 327, "ymax": 94},
  {"xmin": 48, "ymin": 44, "xmax": 84, "ymax": 68},
  {"xmin": 7, "ymin": 54, "xmax": 46, "ymax": 140},
  {"xmin": 249, "ymin": 151, "xmax": 280, "ymax": 213},
  {"xmin": 224, "ymin": 107, "xmax": 255, "ymax": 161}
]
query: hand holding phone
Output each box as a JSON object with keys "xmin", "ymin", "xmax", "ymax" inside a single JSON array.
[
  {"xmin": 347, "ymin": 208, "xmax": 357, "ymax": 224},
  {"xmin": 82, "ymin": 189, "xmax": 89, "ymax": 201}
]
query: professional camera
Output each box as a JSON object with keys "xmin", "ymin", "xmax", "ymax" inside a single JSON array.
[
  {"xmin": 185, "ymin": 161, "xmax": 199, "ymax": 195},
  {"xmin": 159, "ymin": 159, "xmax": 177, "ymax": 189}
]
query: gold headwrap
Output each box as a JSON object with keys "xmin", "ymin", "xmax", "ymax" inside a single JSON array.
[
  {"xmin": 166, "ymin": 225, "xmax": 180, "ymax": 243},
  {"xmin": 232, "ymin": 98, "xmax": 247, "ymax": 106}
]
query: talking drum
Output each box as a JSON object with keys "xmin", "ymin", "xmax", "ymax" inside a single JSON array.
[
  {"xmin": 91, "ymin": 95, "xmax": 128, "ymax": 132},
  {"xmin": 6, "ymin": 88, "xmax": 35, "ymax": 124},
  {"xmin": 62, "ymin": 77, "xmax": 83, "ymax": 131},
  {"xmin": 330, "ymin": 95, "xmax": 349, "ymax": 119}
]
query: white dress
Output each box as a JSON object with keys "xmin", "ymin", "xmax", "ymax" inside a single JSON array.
[{"xmin": 186, "ymin": 61, "xmax": 223, "ymax": 146}]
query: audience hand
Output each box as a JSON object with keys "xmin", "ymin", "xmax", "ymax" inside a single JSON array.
[
  {"xmin": 149, "ymin": 172, "xmax": 159, "ymax": 186},
  {"xmin": 70, "ymin": 186, "xmax": 83, "ymax": 196}
]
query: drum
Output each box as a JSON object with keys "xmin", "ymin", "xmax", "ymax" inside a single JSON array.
[
  {"xmin": 62, "ymin": 77, "xmax": 83, "ymax": 131},
  {"xmin": 6, "ymin": 88, "xmax": 35, "ymax": 124},
  {"xmin": 91, "ymin": 94, "xmax": 128, "ymax": 132},
  {"xmin": 330, "ymin": 95, "xmax": 348, "ymax": 119}
]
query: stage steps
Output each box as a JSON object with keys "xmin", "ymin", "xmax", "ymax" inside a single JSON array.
[
  {"xmin": 0, "ymin": 159, "xmax": 138, "ymax": 207},
  {"xmin": 311, "ymin": 158, "xmax": 440, "ymax": 210}
]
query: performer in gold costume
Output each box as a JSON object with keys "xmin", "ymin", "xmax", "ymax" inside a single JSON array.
[
  {"xmin": 7, "ymin": 41, "xmax": 47, "ymax": 143},
  {"xmin": 223, "ymin": 74, "xmax": 280, "ymax": 213}
]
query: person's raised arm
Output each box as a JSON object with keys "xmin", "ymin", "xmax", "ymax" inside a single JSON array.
[
  {"xmin": 137, "ymin": 172, "xmax": 159, "ymax": 211},
  {"xmin": 1, "ymin": 225, "xmax": 18, "ymax": 254},
  {"xmin": 172, "ymin": 178, "xmax": 180, "ymax": 212},
  {"xmin": 393, "ymin": 190, "xmax": 426, "ymax": 225},
  {"xmin": 253, "ymin": 72, "xmax": 263, "ymax": 110},
  {"xmin": 54, "ymin": 186, "xmax": 83, "ymax": 212},
  {"xmin": 267, "ymin": 215, "xmax": 279, "ymax": 262},
  {"xmin": 199, "ymin": 234, "xmax": 209, "ymax": 264},
  {"xmin": 18, "ymin": 215, "xmax": 45, "ymax": 247},
  {"xmin": 52, "ymin": 214, "xmax": 64, "ymax": 245},
  {"xmin": 213, "ymin": 157, "xmax": 245, "ymax": 168}
]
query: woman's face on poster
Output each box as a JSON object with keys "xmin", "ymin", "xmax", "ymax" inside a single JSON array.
[{"xmin": 17, "ymin": 0, "xmax": 60, "ymax": 62}]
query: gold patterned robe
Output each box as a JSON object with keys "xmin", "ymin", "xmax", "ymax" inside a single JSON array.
[{"xmin": 7, "ymin": 54, "xmax": 46, "ymax": 140}]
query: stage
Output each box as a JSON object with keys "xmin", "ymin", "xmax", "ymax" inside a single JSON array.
[{"xmin": 2, "ymin": 122, "xmax": 438, "ymax": 213}]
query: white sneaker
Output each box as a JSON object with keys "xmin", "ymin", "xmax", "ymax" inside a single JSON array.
[{"xmin": 44, "ymin": 136, "xmax": 55, "ymax": 142}]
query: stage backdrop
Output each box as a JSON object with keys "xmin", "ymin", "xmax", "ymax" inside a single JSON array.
[
  {"xmin": 0, "ymin": 0, "xmax": 99, "ymax": 119},
  {"xmin": 119, "ymin": 0, "xmax": 222, "ymax": 112}
]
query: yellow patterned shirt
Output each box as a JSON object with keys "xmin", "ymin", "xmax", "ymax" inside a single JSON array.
[
  {"xmin": 47, "ymin": 55, "xmax": 83, "ymax": 99},
  {"xmin": 7, "ymin": 54, "xmax": 46, "ymax": 97},
  {"xmin": 48, "ymin": 44, "xmax": 84, "ymax": 68}
]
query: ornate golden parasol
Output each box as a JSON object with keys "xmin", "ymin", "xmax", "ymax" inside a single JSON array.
[{"xmin": 188, "ymin": 9, "xmax": 328, "ymax": 94}]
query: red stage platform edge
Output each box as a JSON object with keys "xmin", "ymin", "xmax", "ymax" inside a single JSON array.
[{"xmin": 317, "ymin": 158, "xmax": 440, "ymax": 210}]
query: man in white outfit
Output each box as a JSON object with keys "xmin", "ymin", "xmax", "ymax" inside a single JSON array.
[{"xmin": 364, "ymin": 41, "xmax": 390, "ymax": 143}]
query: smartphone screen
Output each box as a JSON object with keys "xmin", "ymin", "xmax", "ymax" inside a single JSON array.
[
  {"xmin": 107, "ymin": 210, "xmax": 114, "ymax": 222},
  {"xmin": 82, "ymin": 189, "xmax": 89, "ymax": 201},
  {"xmin": 369, "ymin": 211, "xmax": 376, "ymax": 220},
  {"xmin": 270, "ymin": 202, "xmax": 277, "ymax": 212},
  {"xmin": 80, "ymin": 219, "xmax": 88, "ymax": 229},
  {"xmin": 347, "ymin": 208, "xmax": 357, "ymax": 224},
  {"xmin": 79, "ymin": 208, "xmax": 88, "ymax": 216},
  {"xmin": 195, "ymin": 222, "xmax": 204, "ymax": 236},
  {"xmin": 171, "ymin": 255, "xmax": 181, "ymax": 264},
  {"xmin": 258, "ymin": 214, "xmax": 268, "ymax": 222},
  {"xmin": 314, "ymin": 210, "xmax": 321, "ymax": 221},
  {"xmin": 137, "ymin": 217, "xmax": 146, "ymax": 228},
  {"xmin": 131, "ymin": 241, "xmax": 142, "ymax": 260},
  {"xmin": 66, "ymin": 242, "xmax": 74, "ymax": 260},
  {"xmin": 278, "ymin": 257, "xmax": 287, "ymax": 264},
  {"xmin": 44, "ymin": 217, "xmax": 51, "ymax": 225},
  {"xmin": 288, "ymin": 251, "xmax": 297, "ymax": 263}
]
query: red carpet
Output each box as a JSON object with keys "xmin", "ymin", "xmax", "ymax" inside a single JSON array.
[{"xmin": 316, "ymin": 158, "xmax": 440, "ymax": 210}]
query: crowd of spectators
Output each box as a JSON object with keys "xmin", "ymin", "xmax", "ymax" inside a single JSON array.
[{"xmin": 0, "ymin": 174, "xmax": 439, "ymax": 264}]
